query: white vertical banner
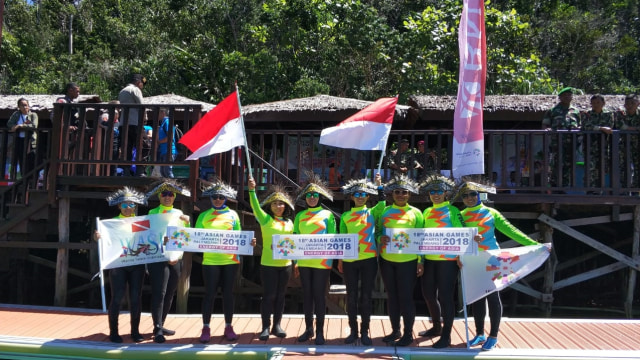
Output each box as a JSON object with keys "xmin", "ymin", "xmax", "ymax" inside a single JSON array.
[{"xmin": 452, "ymin": 0, "xmax": 486, "ymax": 178}]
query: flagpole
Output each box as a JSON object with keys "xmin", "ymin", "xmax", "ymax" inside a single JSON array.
[
  {"xmin": 235, "ymin": 84, "xmax": 253, "ymax": 179},
  {"xmin": 375, "ymin": 95, "xmax": 398, "ymax": 178},
  {"xmin": 96, "ymin": 217, "xmax": 107, "ymax": 313},
  {"xmin": 460, "ymin": 261, "xmax": 471, "ymax": 349}
]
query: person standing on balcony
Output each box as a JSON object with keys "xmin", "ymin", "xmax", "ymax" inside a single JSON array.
[
  {"xmin": 378, "ymin": 174, "xmax": 424, "ymax": 347},
  {"xmin": 419, "ymin": 174, "xmax": 462, "ymax": 349},
  {"xmin": 615, "ymin": 94, "xmax": 640, "ymax": 188},
  {"xmin": 196, "ymin": 180, "xmax": 254, "ymax": 343},
  {"xmin": 93, "ymin": 187, "xmax": 147, "ymax": 343},
  {"xmin": 542, "ymin": 87, "xmax": 581, "ymax": 188},
  {"xmin": 55, "ymin": 82, "xmax": 81, "ymax": 130},
  {"xmin": 118, "ymin": 74, "xmax": 147, "ymax": 176},
  {"xmin": 581, "ymin": 94, "xmax": 615, "ymax": 190},
  {"xmin": 337, "ymin": 174, "xmax": 384, "ymax": 346},
  {"xmin": 145, "ymin": 180, "xmax": 191, "ymax": 343},
  {"xmin": 387, "ymin": 139, "xmax": 420, "ymax": 178},
  {"xmin": 248, "ymin": 177, "xmax": 295, "ymax": 341},
  {"xmin": 7, "ymin": 98, "xmax": 38, "ymax": 178},
  {"xmin": 457, "ymin": 180, "xmax": 540, "ymax": 351},
  {"xmin": 294, "ymin": 172, "xmax": 336, "ymax": 346},
  {"xmin": 157, "ymin": 108, "xmax": 177, "ymax": 178}
]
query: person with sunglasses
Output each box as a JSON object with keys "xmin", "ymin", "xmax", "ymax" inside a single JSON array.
[
  {"xmin": 196, "ymin": 180, "xmax": 247, "ymax": 343},
  {"xmin": 378, "ymin": 175, "xmax": 424, "ymax": 347},
  {"xmin": 93, "ymin": 187, "xmax": 147, "ymax": 343},
  {"xmin": 145, "ymin": 180, "xmax": 191, "ymax": 343},
  {"xmin": 338, "ymin": 174, "xmax": 384, "ymax": 346},
  {"xmin": 457, "ymin": 180, "xmax": 539, "ymax": 351},
  {"xmin": 293, "ymin": 172, "xmax": 336, "ymax": 345},
  {"xmin": 419, "ymin": 173, "xmax": 464, "ymax": 348},
  {"xmin": 248, "ymin": 177, "xmax": 296, "ymax": 341}
]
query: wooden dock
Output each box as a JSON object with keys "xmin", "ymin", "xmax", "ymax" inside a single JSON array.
[{"xmin": 1, "ymin": 304, "xmax": 639, "ymax": 360}]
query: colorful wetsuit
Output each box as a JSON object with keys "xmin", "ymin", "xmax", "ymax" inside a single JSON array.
[
  {"xmin": 249, "ymin": 190, "xmax": 294, "ymax": 331},
  {"xmin": 294, "ymin": 206, "xmax": 336, "ymax": 339},
  {"xmin": 421, "ymin": 201, "xmax": 465, "ymax": 344},
  {"xmin": 339, "ymin": 195, "xmax": 385, "ymax": 337},
  {"xmin": 461, "ymin": 203, "xmax": 538, "ymax": 339},
  {"xmin": 196, "ymin": 205, "xmax": 241, "ymax": 325},
  {"xmin": 377, "ymin": 203, "xmax": 424, "ymax": 339}
]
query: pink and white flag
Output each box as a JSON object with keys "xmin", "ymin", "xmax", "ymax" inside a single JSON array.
[
  {"xmin": 179, "ymin": 91, "xmax": 246, "ymax": 160},
  {"xmin": 452, "ymin": 0, "xmax": 486, "ymax": 178},
  {"xmin": 461, "ymin": 243, "xmax": 551, "ymax": 305},
  {"xmin": 319, "ymin": 97, "xmax": 397, "ymax": 151}
]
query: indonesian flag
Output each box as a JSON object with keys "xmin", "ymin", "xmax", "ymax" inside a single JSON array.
[
  {"xmin": 179, "ymin": 91, "xmax": 246, "ymax": 160},
  {"xmin": 452, "ymin": 0, "xmax": 486, "ymax": 178},
  {"xmin": 461, "ymin": 243, "xmax": 551, "ymax": 304},
  {"xmin": 319, "ymin": 97, "xmax": 397, "ymax": 151}
]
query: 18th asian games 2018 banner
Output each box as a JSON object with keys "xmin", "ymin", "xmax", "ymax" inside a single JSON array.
[
  {"xmin": 452, "ymin": 0, "xmax": 486, "ymax": 178},
  {"xmin": 97, "ymin": 213, "xmax": 178, "ymax": 269},
  {"xmin": 461, "ymin": 243, "xmax": 551, "ymax": 304}
]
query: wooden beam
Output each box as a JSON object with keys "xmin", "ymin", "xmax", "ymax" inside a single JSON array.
[
  {"xmin": 553, "ymin": 262, "xmax": 628, "ymax": 290},
  {"xmin": 27, "ymin": 254, "xmax": 92, "ymax": 280},
  {"xmin": 510, "ymin": 283, "xmax": 543, "ymax": 300},
  {"xmin": 626, "ymin": 205, "xmax": 640, "ymax": 318},
  {"xmin": 54, "ymin": 197, "xmax": 70, "ymax": 307},
  {"xmin": 538, "ymin": 214, "xmax": 640, "ymax": 271},
  {"xmin": 559, "ymin": 213, "xmax": 632, "ymax": 227},
  {"xmin": 0, "ymin": 241, "xmax": 95, "ymax": 250}
]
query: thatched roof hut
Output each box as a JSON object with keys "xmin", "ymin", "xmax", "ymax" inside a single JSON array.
[
  {"xmin": 242, "ymin": 95, "xmax": 412, "ymax": 129},
  {"xmin": 0, "ymin": 94, "xmax": 102, "ymax": 126},
  {"xmin": 408, "ymin": 94, "xmax": 627, "ymax": 129}
]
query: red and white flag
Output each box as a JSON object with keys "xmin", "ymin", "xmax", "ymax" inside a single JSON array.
[
  {"xmin": 319, "ymin": 97, "xmax": 397, "ymax": 151},
  {"xmin": 179, "ymin": 91, "xmax": 246, "ymax": 160},
  {"xmin": 452, "ymin": 0, "xmax": 486, "ymax": 178},
  {"xmin": 461, "ymin": 243, "xmax": 551, "ymax": 305}
]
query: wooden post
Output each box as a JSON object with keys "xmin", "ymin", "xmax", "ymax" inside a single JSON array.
[
  {"xmin": 625, "ymin": 205, "xmax": 640, "ymax": 318},
  {"xmin": 540, "ymin": 204, "xmax": 556, "ymax": 317},
  {"xmin": 55, "ymin": 197, "xmax": 70, "ymax": 306},
  {"xmin": 176, "ymin": 252, "xmax": 191, "ymax": 314}
]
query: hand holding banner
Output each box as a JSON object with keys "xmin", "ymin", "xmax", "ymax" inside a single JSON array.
[
  {"xmin": 385, "ymin": 227, "xmax": 478, "ymax": 256},
  {"xmin": 165, "ymin": 226, "xmax": 254, "ymax": 255},
  {"xmin": 272, "ymin": 234, "xmax": 358, "ymax": 260}
]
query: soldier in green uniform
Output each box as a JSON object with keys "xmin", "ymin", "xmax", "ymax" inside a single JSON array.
[
  {"xmin": 542, "ymin": 87, "xmax": 581, "ymax": 188},
  {"xmin": 581, "ymin": 94, "xmax": 615, "ymax": 190},
  {"xmin": 616, "ymin": 94, "xmax": 640, "ymax": 188}
]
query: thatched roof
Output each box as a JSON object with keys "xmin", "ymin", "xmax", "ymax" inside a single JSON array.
[
  {"xmin": 408, "ymin": 94, "xmax": 628, "ymax": 113},
  {"xmin": 143, "ymin": 94, "xmax": 215, "ymax": 112},
  {"xmin": 0, "ymin": 94, "xmax": 102, "ymax": 112},
  {"xmin": 242, "ymin": 94, "xmax": 410, "ymax": 124}
]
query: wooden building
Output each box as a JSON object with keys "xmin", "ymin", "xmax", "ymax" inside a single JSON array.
[{"xmin": 0, "ymin": 94, "xmax": 638, "ymax": 320}]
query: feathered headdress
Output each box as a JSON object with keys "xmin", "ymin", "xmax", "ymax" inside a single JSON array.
[
  {"xmin": 202, "ymin": 179, "xmax": 238, "ymax": 200},
  {"xmin": 453, "ymin": 177, "xmax": 496, "ymax": 201},
  {"xmin": 296, "ymin": 171, "xmax": 334, "ymax": 202},
  {"xmin": 106, "ymin": 187, "xmax": 147, "ymax": 206},
  {"xmin": 384, "ymin": 174, "xmax": 420, "ymax": 195},
  {"xmin": 260, "ymin": 183, "xmax": 296, "ymax": 211},
  {"xmin": 145, "ymin": 179, "xmax": 191, "ymax": 199},
  {"xmin": 342, "ymin": 178, "xmax": 378, "ymax": 196},
  {"xmin": 419, "ymin": 173, "xmax": 456, "ymax": 193}
]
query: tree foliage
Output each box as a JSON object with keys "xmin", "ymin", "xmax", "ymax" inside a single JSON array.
[{"xmin": 1, "ymin": 0, "xmax": 637, "ymax": 104}]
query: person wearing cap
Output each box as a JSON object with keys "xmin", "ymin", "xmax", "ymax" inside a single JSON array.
[
  {"xmin": 581, "ymin": 94, "xmax": 615, "ymax": 190},
  {"xmin": 99, "ymin": 100, "xmax": 121, "ymax": 176},
  {"xmin": 93, "ymin": 187, "xmax": 147, "ymax": 343},
  {"xmin": 457, "ymin": 180, "xmax": 539, "ymax": 351},
  {"xmin": 616, "ymin": 94, "xmax": 640, "ymax": 187},
  {"xmin": 294, "ymin": 172, "xmax": 337, "ymax": 345},
  {"xmin": 247, "ymin": 177, "xmax": 295, "ymax": 341},
  {"xmin": 419, "ymin": 173, "xmax": 464, "ymax": 348},
  {"xmin": 387, "ymin": 139, "xmax": 419, "ymax": 177},
  {"xmin": 145, "ymin": 180, "xmax": 191, "ymax": 343},
  {"xmin": 378, "ymin": 174, "xmax": 424, "ymax": 347},
  {"xmin": 337, "ymin": 174, "xmax": 384, "ymax": 346},
  {"xmin": 196, "ymin": 180, "xmax": 249, "ymax": 343},
  {"xmin": 118, "ymin": 74, "xmax": 147, "ymax": 176},
  {"xmin": 542, "ymin": 87, "xmax": 581, "ymax": 187}
]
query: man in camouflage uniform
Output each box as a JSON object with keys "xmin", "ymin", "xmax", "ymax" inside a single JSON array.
[
  {"xmin": 542, "ymin": 87, "xmax": 581, "ymax": 188},
  {"xmin": 581, "ymin": 94, "xmax": 615, "ymax": 189},
  {"xmin": 616, "ymin": 94, "xmax": 640, "ymax": 188},
  {"xmin": 387, "ymin": 139, "xmax": 419, "ymax": 178}
]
